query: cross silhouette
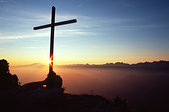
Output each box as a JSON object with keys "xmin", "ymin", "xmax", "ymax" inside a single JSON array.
[{"xmin": 33, "ymin": 6, "xmax": 77, "ymax": 73}]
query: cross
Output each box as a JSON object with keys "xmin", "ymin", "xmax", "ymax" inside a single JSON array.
[{"xmin": 33, "ymin": 6, "xmax": 77, "ymax": 73}]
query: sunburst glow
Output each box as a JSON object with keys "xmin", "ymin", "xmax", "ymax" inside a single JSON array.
[{"xmin": 48, "ymin": 59, "xmax": 51, "ymax": 64}]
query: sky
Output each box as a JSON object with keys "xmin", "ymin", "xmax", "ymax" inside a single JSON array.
[{"xmin": 0, "ymin": 0, "xmax": 169, "ymax": 66}]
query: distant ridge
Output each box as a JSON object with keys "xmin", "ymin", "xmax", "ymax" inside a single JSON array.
[
  {"xmin": 58, "ymin": 60, "xmax": 169, "ymax": 71},
  {"xmin": 12, "ymin": 60, "xmax": 169, "ymax": 71}
]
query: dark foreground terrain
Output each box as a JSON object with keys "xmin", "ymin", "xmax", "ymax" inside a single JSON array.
[
  {"xmin": 0, "ymin": 87, "xmax": 129, "ymax": 112},
  {"xmin": 0, "ymin": 59, "xmax": 129, "ymax": 112},
  {"xmin": 1, "ymin": 59, "xmax": 169, "ymax": 112}
]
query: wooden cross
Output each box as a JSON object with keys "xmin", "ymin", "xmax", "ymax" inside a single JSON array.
[{"xmin": 33, "ymin": 6, "xmax": 77, "ymax": 73}]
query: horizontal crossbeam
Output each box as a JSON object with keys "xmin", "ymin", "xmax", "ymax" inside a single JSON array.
[{"xmin": 33, "ymin": 19, "xmax": 77, "ymax": 30}]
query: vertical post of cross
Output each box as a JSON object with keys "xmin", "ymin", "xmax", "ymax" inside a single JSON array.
[{"xmin": 49, "ymin": 6, "xmax": 55, "ymax": 73}]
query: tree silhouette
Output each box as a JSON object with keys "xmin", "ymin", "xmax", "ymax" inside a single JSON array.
[{"xmin": 0, "ymin": 59, "xmax": 20, "ymax": 90}]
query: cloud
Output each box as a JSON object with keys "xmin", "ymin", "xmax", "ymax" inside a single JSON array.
[
  {"xmin": 23, "ymin": 46, "xmax": 48, "ymax": 49},
  {"xmin": 7, "ymin": 9, "xmax": 79, "ymax": 24},
  {"xmin": 1, "ymin": 7, "xmax": 134, "ymax": 28},
  {"xmin": 0, "ymin": 9, "xmax": 90, "ymax": 41},
  {"xmin": 0, "ymin": 31, "xmax": 48, "ymax": 40},
  {"xmin": 56, "ymin": 29, "xmax": 89, "ymax": 36},
  {"xmin": 11, "ymin": 63, "xmax": 45, "ymax": 68},
  {"xmin": 1, "ymin": 6, "xmax": 157, "ymax": 41},
  {"xmin": 118, "ymin": 24, "xmax": 162, "ymax": 30},
  {"xmin": 0, "ymin": 28, "xmax": 89, "ymax": 41},
  {"xmin": 0, "ymin": 0, "xmax": 7, "ymax": 3}
]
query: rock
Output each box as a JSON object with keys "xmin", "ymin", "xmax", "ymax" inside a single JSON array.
[
  {"xmin": 31, "ymin": 87, "xmax": 64, "ymax": 98},
  {"xmin": 0, "ymin": 59, "xmax": 20, "ymax": 90},
  {"xmin": 45, "ymin": 71, "xmax": 62, "ymax": 88}
]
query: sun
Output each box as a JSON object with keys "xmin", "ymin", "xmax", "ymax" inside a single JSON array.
[
  {"xmin": 48, "ymin": 58, "xmax": 53, "ymax": 65},
  {"xmin": 48, "ymin": 59, "xmax": 51, "ymax": 64}
]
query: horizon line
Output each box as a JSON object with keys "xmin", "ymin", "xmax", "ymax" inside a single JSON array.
[{"xmin": 10, "ymin": 60, "xmax": 169, "ymax": 67}]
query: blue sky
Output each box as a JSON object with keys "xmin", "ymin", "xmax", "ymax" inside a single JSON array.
[{"xmin": 0, "ymin": 0, "xmax": 169, "ymax": 65}]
